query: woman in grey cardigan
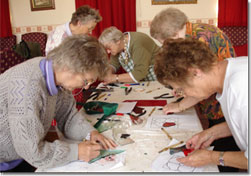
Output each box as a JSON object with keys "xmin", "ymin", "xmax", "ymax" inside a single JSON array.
[{"xmin": 0, "ymin": 35, "xmax": 116, "ymax": 172}]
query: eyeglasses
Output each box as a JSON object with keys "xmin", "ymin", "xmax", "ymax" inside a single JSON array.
[{"xmin": 71, "ymin": 80, "xmax": 94, "ymax": 96}]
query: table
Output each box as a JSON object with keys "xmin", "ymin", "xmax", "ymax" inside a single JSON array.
[{"xmin": 37, "ymin": 81, "xmax": 219, "ymax": 172}]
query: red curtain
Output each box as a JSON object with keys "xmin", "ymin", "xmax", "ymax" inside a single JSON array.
[
  {"xmin": 0, "ymin": 0, "xmax": 12, "ymax": 37},
  {"xmin": 75, "ymin": 0, "xmax": 136, "ymax": 37},
  {"xmin": 218, "ymin": 0, "xmax": 248, "ymax": 27}
]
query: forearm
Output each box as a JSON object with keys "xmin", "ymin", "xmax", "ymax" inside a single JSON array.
[
  {"xmin": 178, "ymin": 96, "xmax": 202, "ymax": 110},
  {"xmin": 64, "ymin": 111, "xmax": 96, "ymax": 141},
  {"xmin": 113, "ymin": 73, "xmax": 135, "ymax": 83},
  {"xmin": 207, "ymin": 122, "xmax": 232, "ymax": 140},
  {"xmin": 211, "ymin": 151, "xmax": 248, "ymax": 169}
]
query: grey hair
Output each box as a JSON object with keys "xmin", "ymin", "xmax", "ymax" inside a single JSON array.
[
  {"xmin": 98, "ymin": 26, "xmax": 124, "ymax": 45},
  {"xmin": 71, "ymin": 5, "xmax": 102, "ymax": 25},
  {"xmin": 47, "ymin": 35, "xmax": 109, "ymax": 79},
  {"xmin": 150, "ymin": 8, "xmax": 188, "ymax": 40}
]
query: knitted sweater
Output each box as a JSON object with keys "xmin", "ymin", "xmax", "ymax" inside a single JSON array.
[{"xmin": 0, "ymin": 57, "xmax": 95, "ymax": 169}]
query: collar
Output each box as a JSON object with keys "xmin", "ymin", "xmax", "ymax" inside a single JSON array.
[
  {"xmin": 39, "ymin": 59, "xmax": 59, "ymax": 96},
  {"xmin": 65, "ymin": 22, "xmax": 73, "ymax": 36}
]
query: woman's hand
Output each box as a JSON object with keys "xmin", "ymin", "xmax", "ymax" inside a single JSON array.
[
  {"xmin": 177, "ymin": 149, "xmax": 213, "ymax": 167},
  {"xmin": 90, "ymin": 130, "xmax": 117, "ymax": 150},
  {"xmin": 102, "ymin": 68, "xmax": 116, "ymax": 84},
  {"xmin": 78, "ymin": 140, "xmax": 102, "ymax": 162},
  {"xmin": 186, "ymin": 129, "xmax": 215, "ymax": 150},
  {"xmin": 163, "ymin": 103, "xmax": 180, "ymax": 114}
]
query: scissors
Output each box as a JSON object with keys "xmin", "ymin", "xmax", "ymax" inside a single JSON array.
[
  {"xmin": 127, "ymin": 110, "xmax": 146, "ymax": 124},
  {"xmin": 85, "ymin": 87, "xmax": 113, "ymax": 100},
  {"xmin": 169, "ymin": 144, "xmax": 194, "ymax": 156},
  {"xmin": 153, "ymin": 93, "xmax": 175, "ymax": 99},
  {"xmin": 173, "ymin": 97, "xmax": 184, "ymax": 103},
  {"xmin": 125, "ymin": 87, "xmax": 132, "ymax": 95}
]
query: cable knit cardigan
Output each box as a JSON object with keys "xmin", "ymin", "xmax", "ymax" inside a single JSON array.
[{"xmin": 0, "ymin": 57, "xmax": 95, "ymax": 169}]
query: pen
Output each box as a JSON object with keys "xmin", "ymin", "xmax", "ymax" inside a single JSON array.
[
  {"xmin": 148, "ymin": 107, "xmax": 156, "ymax": 117},
  {"xmin": 146, "ymin": 87, "xmax": 161, "ymax": 93},
  {"xmin": 161, "ymin": 128, "xmax": 173, "ymax": 140},
  {"xmin": 158, "ymin": 141, "xmax": 184, "ymax": 153},
  {"xmin": 97, "ymin": 93, "xmax": 106, "ymax": 100},
  {"xmin": 97, "ymin": 118, "xmax": 121, "ymax": 122},
  {"xmin": 124, "ymin": 83, "xmax": 140, "ymax": 86}
]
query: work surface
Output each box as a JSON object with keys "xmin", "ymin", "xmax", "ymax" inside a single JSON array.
[{"xmin": 37, "ymin": 81, "xmax": 219, "ymax": 172}]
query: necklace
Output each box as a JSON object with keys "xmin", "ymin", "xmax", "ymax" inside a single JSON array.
[{"xmin": 123, "ymin": 36, "xmax": 129, "ymax": 65}]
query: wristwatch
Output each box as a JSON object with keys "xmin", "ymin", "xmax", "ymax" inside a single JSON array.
[{"xmin": 219, "ymin": 152, "xmax": 225, "ymax": 166}]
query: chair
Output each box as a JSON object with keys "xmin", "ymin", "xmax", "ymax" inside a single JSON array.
[
  {"xmin": 0, "ymin": 48, "xmax": 25, "ymax": 74},
  {"xmin": 0, "ymin": 35, "xmax": 17, "ymax": 51},
  {"xmin": 220, "ymin": 26, "xmax": 248, "ymax": 56},
  {"xmin": 21, "ymin": 32, "xmax": 47, "ymax": 56}
]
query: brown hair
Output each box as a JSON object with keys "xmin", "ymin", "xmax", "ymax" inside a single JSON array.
[
  {"xmin": 71, "ymin": 5, "xmax": 102, "ymax": 25},
  {"xmin": 154, "ymin": 38, "xmax": 217, "ymax": 86},
  {"xmin": 47, "ymin": 34, "xmax": 109, "ymax": 80},
  {"xmin": 150, "ymin": 8, "xmax": 188, "ymax": 40}
]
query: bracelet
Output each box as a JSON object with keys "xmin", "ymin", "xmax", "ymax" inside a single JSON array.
[
  {"xmin": 219, "ymin": 151, "xmax": 225, "ymax": 166},
  {"xmin": 115, "ymin": 74, "xmax": 119, "ymax": 83}
]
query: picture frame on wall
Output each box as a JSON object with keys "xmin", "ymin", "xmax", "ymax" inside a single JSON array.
[
  {"xmin": 152, "ymin": 0, "xmax": 197, "ymax": 5},
  {"xmin": 30, "ymin": 0, "xmax": 55, "ymax": 11}
]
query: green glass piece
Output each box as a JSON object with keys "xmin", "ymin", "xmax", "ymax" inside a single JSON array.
[{"xmin": 88, "ymin": 149, "xmax": 125, "ymax": 164}]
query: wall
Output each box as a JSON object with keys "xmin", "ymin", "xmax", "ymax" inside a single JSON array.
[
  {"xmin": 9, "ymin": 0, "xmax": 218, "ymax": 42},
  {"xmin": 9, "ymin": 0, "xmax": 75, "ymax": 42},
  {"xmin": 136, "ymin": 0, "xmax": 218, "ymax": 44}
]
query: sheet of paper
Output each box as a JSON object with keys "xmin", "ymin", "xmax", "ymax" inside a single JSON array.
[
  {"xmin": 144, "ymin": 109, "xmax": 201, "ymax": 130},
  {"xmin": 37, "ymin": 152, "xmax": 126, "ymax": 172},
  {"xmin": 152, "ymin": 139, "xmax": 214, "ymax": 172},
  {"xmin": 116, "ymin": 102, "xmax": 137, "ymax": 114}
]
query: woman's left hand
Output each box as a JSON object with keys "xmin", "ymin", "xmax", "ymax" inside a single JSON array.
[
  {"xmin": 90, "ymin": 130, "xmax": 117, "ymax": 150},
  {"xmin": 176, "ymin": 149, "xmax": 213, "ymax": 167}
]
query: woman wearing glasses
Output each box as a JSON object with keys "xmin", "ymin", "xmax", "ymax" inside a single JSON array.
[
  {"xmin": 154, "ymin": 38, "xmax": 248, "ymax": 170},
  {"xmin": 0, "ymin": 35, "xmax": 116, "ymax": 172}
]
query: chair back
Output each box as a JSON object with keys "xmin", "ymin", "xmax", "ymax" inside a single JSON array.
[
  {"xmin": 21, "ymin": 32, "xmax": 47, "ymax": 56},
  {"xmin": 0, "ymin": 35, "xmax": 17, "ymax": 51}
]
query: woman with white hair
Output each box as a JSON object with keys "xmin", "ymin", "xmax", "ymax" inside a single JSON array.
[
  {"xmin": 0, "ymin": 35, "xmax": 116, "ymax": 172},
  {"xmin": 99, "ymin": 26, "xmax": 160, "ymax": 84},
  {"xmin": 45, "ymin": 5, "xmax": 102, "ymax": 55}
]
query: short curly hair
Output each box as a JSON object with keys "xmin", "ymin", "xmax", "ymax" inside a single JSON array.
[
  {"xmin": 71, "ymin": 5, "xmax": 102, "ymax": 25},
  {"xmin": 98, "ymin": 26, "xmax": 124, "ymax": 45},
  {"xmin": 150, "ymin": 8, "xmax": 187, "ymax": 41},
  {"xmin": 154, "ymin": 38, "xmax": 217, "ymax": 86},
  {"xmin": 47, "ymin": 34, "xmax": 109, "ymax": 80}
]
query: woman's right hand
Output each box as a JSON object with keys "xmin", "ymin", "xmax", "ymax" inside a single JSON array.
[
  {"xmin": 185, "ymin": 129, "xmax": 215, "ymax": 150},
  {"xmin": 78, "ymin": 140, "xmax": 103, "ymax": 162}
]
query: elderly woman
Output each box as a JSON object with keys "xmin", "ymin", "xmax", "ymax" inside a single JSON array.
[
  {"xmin": 45, "ymin": 5, "xmax": 102, "ymax": 55},
  {"xmin": 154, "ymin": 38, "xmax": 248, "ymax": 170},
  {"xmin": 150, "ymin": 8, "xmax": 239, "ymax": 171},
  {"xmin": 150, "ymin": 7, "xmax": 235, "ymax": 120},
  {"xmin": 0, "ymin": 35, "xmax": 116, "ymax": 172},
  {"xmin": 98, "ymin": 26, "xmax": 160, "ymax": 83}
]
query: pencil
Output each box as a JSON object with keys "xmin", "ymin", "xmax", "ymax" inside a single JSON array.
[
  {"xmin": 161, "ymin": 128, "xmax": 173, "ymax": 140},
  {"xmin": 97, "ymin": 93, "xmax": 106, "ymax": 100},
  {"xmin": 148, "ymin": 107, "xmax": 156, "ymax": 117},
  {"xmin": 146, "ymin": 87, "xmax": 161, "ymax": 94},
  {"xmin": 147, "ymin": 81, "xmax": 150, "ymax": 86},
  {"xmin": 158, "ymin": 141, "xmax": 184, "ymax": 153}
]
